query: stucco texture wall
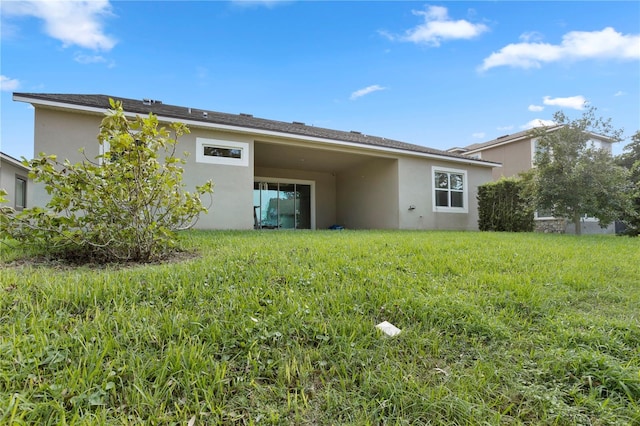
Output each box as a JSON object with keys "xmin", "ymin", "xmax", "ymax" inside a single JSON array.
[
  {"xmin": 476, "ymin": 138, "xmax": 533, "ymax": 179},
  {"xmin": 336, "ymin": 158, "xmax": 399, "ymax": 229},
  {"xmin": 397, "ymin": 157, "xmax": 493, "ymax": 230},
  {"xmin": 182, "ymin": 128, "xmax": 254, "ymax": 230},
  {"xmin": 31, "ymin": 108, "xmax": 255, "ymax": 230}
]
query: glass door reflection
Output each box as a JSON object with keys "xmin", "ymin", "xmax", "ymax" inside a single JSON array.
[{"xmin": 253, "ymin": 182, "xmax": 311, "ymax": 230}]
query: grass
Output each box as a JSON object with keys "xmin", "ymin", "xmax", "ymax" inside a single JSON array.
[{"xmin": 1, "ymin": 230, "xmax": 639, "ymax": 425}]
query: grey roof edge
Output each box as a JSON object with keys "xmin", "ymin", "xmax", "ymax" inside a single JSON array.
[
  {"xmin": 462, "ymin": 127, "xmax": 558, "ymax": 153},
  {"xmin": 13, "ymin": 92, "xmax": 500, "ymax": 167},
  {"xmin": 461, "ymin": 124, "xmax": 616, "ymax": 154},
  {"xmin": 0, "ymin": 151, "xmax": 30, "ymax": 170}
]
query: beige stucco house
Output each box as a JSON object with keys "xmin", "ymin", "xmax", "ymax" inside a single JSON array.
[
  {"xmin": 448, "ymin": 127, "xmax": 616, "ymax": 234},
  {"xmin": 0, "ymin": 152, "xmax": 30, "ymax": 211},
  {"xmin": 13, "ymin": 92, "xmax": 498, "ymax": 231},
  {"xmin": 449, "ymin": 126, "xmax": 614, "ymax": 181}
]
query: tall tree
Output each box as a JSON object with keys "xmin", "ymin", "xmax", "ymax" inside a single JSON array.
[
  {"xmin": 615, "ymin": 130, "xmax": 640, "ymax": 236},
  {"xmin": 531, "ymin": 106, "xmax": 631, "ymax": 235}
]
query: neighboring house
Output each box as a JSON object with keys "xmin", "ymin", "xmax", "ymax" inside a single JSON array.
[
  {"xmin": 449, "ymin": 126, "xmax": 616, "ymax": 234},
  {"xmin": 13, "ymin": 92, "xmax": 498, "ymax": 231},
  {"xmin": 0, "ymin": 152, "xmax": 30, "ymax": 211}
]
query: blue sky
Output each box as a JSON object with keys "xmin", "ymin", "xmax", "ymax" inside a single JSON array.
[{"xmin": 1, "ymin": 1, "xmax": 639, "ymax": 160}]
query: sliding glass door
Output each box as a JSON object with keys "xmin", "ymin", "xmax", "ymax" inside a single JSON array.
[{"xmin": 253, "ymin": 181, "xmax": 312, "ymax": 229}]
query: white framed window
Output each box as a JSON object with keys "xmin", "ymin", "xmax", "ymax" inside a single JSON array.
[
  {"xmin": 15, "ymin": 176, "xmax": 27, "ymax": 210},
  {"xmin": 432, "ymin": 166, "xmax": 468, "ymax": 213},
  {"xmin": 196, "ymin": 138, "xmax": 249, "ymax": 167}
]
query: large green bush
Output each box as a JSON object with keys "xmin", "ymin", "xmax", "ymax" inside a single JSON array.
[
  {"xmin": 0, "ymin": 99, "xmax": 213, "ymax": 263},
  {"xmin": 615, "ymin": 130, "xmax": 640, "ymax": 236},
  {"xmin": 478, "ymin": 177, "xmax": 534, "ymax": 232}
]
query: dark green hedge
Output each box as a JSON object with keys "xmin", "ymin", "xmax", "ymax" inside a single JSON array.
[{"xmin": 478, "ymin": 178, "xmax": 534, "ymax": 232}]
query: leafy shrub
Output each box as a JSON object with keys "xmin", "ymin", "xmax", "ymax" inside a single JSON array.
[
  {"xmin": 478, "ymin": 177, "xmax": 534, "ymax": 232},
  {"xmin": 615, "ymin": 131, "xmax": 640, "ymax": 236},
  {"xmin": 0, "ymin": 99, "xmax": 213, "ymax": 263}
]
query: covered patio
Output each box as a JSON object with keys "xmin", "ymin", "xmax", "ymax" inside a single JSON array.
[{"xmin": 253, "ymin": 140, "xmax": 400, "ymax": 230}]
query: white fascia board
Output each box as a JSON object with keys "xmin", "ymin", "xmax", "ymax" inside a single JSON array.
[
  {"xmin": 14, "ymin": 95, "xmax": 498, "ymax": 169},
  {"xmin": 13, "ymin": 95, "xmax": 110, "ymax": 115},
  {"xmin": 466, "ymin": 126, "xmax": 615, "ymax": 155},
  {"xmin": 0, "ymin": 152, "xmax": 30, "ymax": 170}
]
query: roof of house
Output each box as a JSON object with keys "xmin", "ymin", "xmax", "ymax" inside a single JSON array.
[
  {"xmin": 0, "ymin": 151, "xmax": 30, "ymax": 170},
  {"xmin": 459, "ymin": 126, "xmax": 563, "ymax": 153},
  {"xmin": 457, "ymin": 124, "xmax": 615, "ymax": 154},
  {"xmin": 13, "ymin": 93, "xmax": 498, "ymax": 166}
]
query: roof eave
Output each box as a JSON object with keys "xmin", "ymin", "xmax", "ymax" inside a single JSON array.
[
  {"xmin": 14, "ymin": 94, "xmax": 499, "ymax": 169},
  {"xmin": 0, "ymin": 151, "xmax": 30, "ymax": 170}
]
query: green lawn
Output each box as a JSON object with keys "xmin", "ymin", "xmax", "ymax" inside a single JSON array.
[{"xmin": 1, "ymin": 231, "xmax": 639, "ymax": 425}]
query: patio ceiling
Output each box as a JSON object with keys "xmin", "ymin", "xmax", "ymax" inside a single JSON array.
[{"xmin": 254, "ymin": 141, "xmax": 387, "ymax": 174}]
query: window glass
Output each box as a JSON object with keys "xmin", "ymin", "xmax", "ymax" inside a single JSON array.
[
  {"xmin": 15, "ymin": 177, "xmax": 26, "ymax": 209},
  {"xmin": 436, "ymin": 172, "xmax": 448, "ymax": 188},
  {"xmin": 204, "ymin": 146, "xmax": 242, "ymax": 159},
  {"xmin": 451, "ymin": 191, "xmax": 464, "ymax": 208},
  {"xmin": 450, "ymin": 174, "xmax": 463, "ymax": 190},
  {"xmin": 435, "ymin": 190, "xmax": 449, "ymax": 207}
]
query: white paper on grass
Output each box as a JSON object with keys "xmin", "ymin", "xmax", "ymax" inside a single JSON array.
[{"xmin": 376, "ymin": 321, "xmax": 401, "ymax": 337}]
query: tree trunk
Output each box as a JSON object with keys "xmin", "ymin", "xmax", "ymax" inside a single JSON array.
[{"xmin": 573, "ymin": 211, "xmax": 582, "ymax": 236}]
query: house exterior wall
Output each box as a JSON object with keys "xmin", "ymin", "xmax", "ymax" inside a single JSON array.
[
  {"xmin": 182, "ymin": 127, "xmax": 255, "ymax": 230},
  {"xmin": 397, "ymin": 157, "xmax": 492, "ymax": 230},
  {"xmin": 28, "ymin": 104, "xmax": 494, "ymax": 232},
  {"xmin": 336, "ymin": 158, "xmax": 399, "ymax": 229},
  {"xmin": 32, "ymin": 108, "xmax": 104, "ymax": 207},
  {"xmin": 472, "ymin": 138, "xmax": 533, "ymax": 179},
  {"xmin": 0, "ymin": 156, "xmax": 30, "ymax": 210},
  {"xmin": 31, "ymin": 108, "xmax": 257, "ymax": 230}
]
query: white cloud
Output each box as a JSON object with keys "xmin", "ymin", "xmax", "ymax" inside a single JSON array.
[
  {"xmin": 480, "ymin": 27, "xmax": 640, "ymax": 71},
  {"xmin": 350, "ymin": 85, "xmax": 386, "ymax": 100},
  {"xmin": 521, "ymin": 119, "xmax": 556, "ymax": 129},
  {"xmin": 3, "ymin": 0, "xmax": 116, "ymax": 50},
  {"xmin": 0, "ymin": 75, "xmax": 20, "ymax": 91},
  {"xmin": 472, "ymin": 132, "xmax": 486, "ymax": 139},
  {"xmin": 74, "ymin": 53, "xmax": 106, "ymax": 64},
  {"xmin": 519, "ymin": 31, "xmax": 544, "ymax": 43},
  {"xmin": 543, "ymin": 95, "xmax": 586, "ymax": 110},
  {"xmin": 384, "ymin": 5, "xmax": 488, "ymax": 47},
  {"xmin": 528, "ymin": 105, "xmax": 544, "ymax": 112},
  {"xmin": 614, "ymin": 90, "xmax": 626, "ymax": 97}
]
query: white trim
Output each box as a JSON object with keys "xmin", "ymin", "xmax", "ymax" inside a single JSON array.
[
  {"xmin": 196, "ymin": 138, "xmax": 249, "ymax": 167},
  {"xmin": 14, "ymin": 95, "xmax": 497, "ymax": 169},
  {"xmin": 0, "ymin": 152, "xmax": 29, "ymax": 171},
  {"xmin": 14, "ymin": 175, "xmax": 27, "ymax": 210},
  {"xmin": 254, "ymin": 177, "xmax": 316, "ymax": 230},
  {"xmin": 432, "ymin": 166, "xmax": 468, "ymax": 214},
  {"xmin": 467, "ymin": 152, "xmax": 482, "ymax": 160},
  {"xmin": 465, "ymin": 126, "xmax": 617, "ymax": 156}
]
